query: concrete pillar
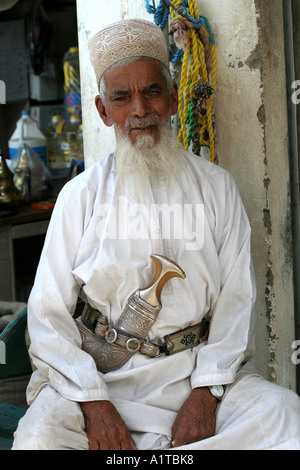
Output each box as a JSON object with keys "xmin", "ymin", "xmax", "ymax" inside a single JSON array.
[
  {"xmin": 199, "ymin": 0, "xmax": 296, "ymax": 389},
  {"xmin": 76, "ymin": 0, "xmax": 297, "ymax": 390}
]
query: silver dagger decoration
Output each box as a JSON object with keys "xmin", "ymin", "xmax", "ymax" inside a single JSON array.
[{"xmin": 77, "ymin": 254, "xmax": 186, "ymax": 373}]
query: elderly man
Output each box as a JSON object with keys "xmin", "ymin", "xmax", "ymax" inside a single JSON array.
[{"xmin": 13, "ymin": 19, "xmax": 300, "ymax": 451}]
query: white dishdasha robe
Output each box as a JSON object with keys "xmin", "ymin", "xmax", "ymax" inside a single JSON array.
[{"xmin": 13, "ymin": 151, "xmax": 300, "ymax": 450}]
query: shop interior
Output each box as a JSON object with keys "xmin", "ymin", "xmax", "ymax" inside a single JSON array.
[{"xmin": 0, "ymin": 0, "xmax": 80, "ymax": 305}]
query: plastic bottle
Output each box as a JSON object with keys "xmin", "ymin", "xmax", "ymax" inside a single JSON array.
[
  {"xmin": 63, "ymin": 47, "xmax": 81, "ymax": 120},
  {"xmin": 44, "ymin": 115, "xmax": 65, "ymax": 170},
  {"xmin": 9, "ymin": 110, "xmax": 47, "ymax": 166},
  {"xmin": 61, "ymin": 115, "xmax": 81, "ymax": 167}
]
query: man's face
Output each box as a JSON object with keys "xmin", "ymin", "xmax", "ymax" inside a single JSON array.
[{"xmin": 95, "ymin": 59, "xmax": 178, "ymax": 147}]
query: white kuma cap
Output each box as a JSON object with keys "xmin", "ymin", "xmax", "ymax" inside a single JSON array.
[{"xmin": 88, "ymin": 19, "xmax": 170, "ymax": 86}]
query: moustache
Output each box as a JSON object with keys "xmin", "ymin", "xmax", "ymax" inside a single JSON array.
[{"xmin": 125, "ymin": 115, "xmax": 160, "ymax": 132}]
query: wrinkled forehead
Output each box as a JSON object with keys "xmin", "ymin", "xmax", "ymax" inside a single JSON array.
[{"xmin": 104, "ymin": 59, "xmax": 165, "ymax": 90}]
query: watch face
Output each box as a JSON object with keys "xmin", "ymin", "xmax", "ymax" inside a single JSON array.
[{"xmin": 210, "ymin": 385, "xmax": 224, "ymax": 398}]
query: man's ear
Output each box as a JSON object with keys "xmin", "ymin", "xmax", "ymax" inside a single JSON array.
[
  {"xmin": 169, "ymin": 82, "xmax": 179, "ymax": 116},
  {"xmin": 95, "ymin": 95, "xmax": 113, "ymax": 127}
]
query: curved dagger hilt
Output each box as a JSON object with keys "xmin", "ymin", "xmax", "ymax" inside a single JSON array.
[
  {"xmin": 78, "ymin": 255, "xmax": 187, "ymax": 374},
  {"xmin": 139, "ymin": 254, "xmax": 186, "ymax": 307},
  {"xmin": 116, "ymin": 254, "xmax": 186, "ymax": 339}
]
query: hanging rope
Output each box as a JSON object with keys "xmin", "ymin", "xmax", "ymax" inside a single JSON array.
[
  {"xmin": 145, "ymin": 0, "xmax": 218, "ymax": 164},
  {"xmin": 145, "ymin": 0, "xmax": 170, "ymax": 30}
]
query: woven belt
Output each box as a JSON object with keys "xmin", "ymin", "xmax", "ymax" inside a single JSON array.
[
  {"xmin": 160, "ymin": 321, "xmax": 210, "ymax": 355},
  {"xmin": 80, "ymin": 303, "xmax": 210, "ymax": 358}
]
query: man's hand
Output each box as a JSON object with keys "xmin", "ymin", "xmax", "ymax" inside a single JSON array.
[
  {"xmin": 80, "ymin": 400, "xmax": 137, "ymax": 450},
  {"xmin": 171, "ymin": 387, "xmax": 218, "ymax": 447}
]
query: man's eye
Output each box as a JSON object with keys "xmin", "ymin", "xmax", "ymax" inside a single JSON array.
[
  {"xmin": 147, "ymin": 89, "xmax": 161, "ymax": 96},
  {"xmin": 110, "ymin": 94, "xmax": 130, "ymax": 102}
]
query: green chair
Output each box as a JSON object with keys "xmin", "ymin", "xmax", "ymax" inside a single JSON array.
[{"xmin": 0, "ymin": 308, "xmax": 31, "ymax": 450}]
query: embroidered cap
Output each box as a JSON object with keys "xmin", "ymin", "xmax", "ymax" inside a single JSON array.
[{"xmin": 88, "ymin": 19, "xmax": 170, "ymax": 86}]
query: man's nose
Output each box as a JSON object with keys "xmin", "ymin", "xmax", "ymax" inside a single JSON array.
[{"xmin": 131, "ymin": 94, "xmax": 149, "ymax": 117}]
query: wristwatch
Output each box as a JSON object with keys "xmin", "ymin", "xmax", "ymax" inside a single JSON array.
[{"xmin": 208, "ymin": 385, "xmax": 224, "ymax": 400}]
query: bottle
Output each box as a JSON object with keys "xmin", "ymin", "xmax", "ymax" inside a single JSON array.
[
  {"xmin": 0, "ymin": 149, "xmax": 20, "ymax": 208},
  {"xmin": 61, "ymin": 115, "xmax": 81, "ymax": 167},
  {"xmin": 63, "ymin": 47, "xmax": 81, "ymax": 120},
  {"xmin": 9, "ymin": 110, "xmax": 48, "ymax": 166},
  {"xmin": 44, "ymin": 115, "xmax": 65, "ymax": 170},
  {"xmin": 13, "ymin": 147, "xmax": 31, "ymax": 203}
]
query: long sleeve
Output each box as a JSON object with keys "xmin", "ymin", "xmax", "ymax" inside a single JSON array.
[
  {"xmin": 26, "ymin": 152, "xmax": 257, "ymax": 410},
  {"xmin": 27, "ymin": 176, "xmax": 110, "ymax": 403},
  {"xmin": 191, "ymin": 171, "xmax": 257, "ymax": 388}
]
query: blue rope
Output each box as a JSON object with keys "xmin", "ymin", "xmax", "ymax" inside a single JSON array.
[
  {"xmin": 145, "ymin": 0, "xmax": 156, "ymax": 13},
  {"xmin": 144, "ymin": 0, "xmax": 183, "ymax": 62},
  {"xmin": 144, "ymin": 0, "xmax": 215, "ymax": 58},
  {"xmin": 174, "ymin": 6, "xmax": 215, "ymax": 44},
  {"xmin": 145, "ymin": 0, "xmax": 170, "ymax": 30},
  {"xmin": 154, "ymin": 4, "xmax": 169, "ymax": 29},
  {"xmin": 145, "ymin": 1, "xmax": 214, "ymax": 42},
  {"xmin": 170, "ymin": 48, "xmax": 184, "ymax": 63}
]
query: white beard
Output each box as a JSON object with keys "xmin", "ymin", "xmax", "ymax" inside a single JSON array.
[{"xmin": 114, "ymin": 119, "xmax": 184, "ymax": 188}]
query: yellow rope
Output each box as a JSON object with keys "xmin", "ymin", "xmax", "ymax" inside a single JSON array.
[
  {"xmin": 170, "ymin": 0, "xmax": 217, "ymax": 164},
  {"xmin": 177, "ymin": 39, "xmax": 190, "ymax": 147},
  {"xmin": 189, "ymin": 0, "xmax": 199, "ymax": 19},
  {"xmin": 211, "ymin": 44, "xmax": 217, "ymax": 89}
]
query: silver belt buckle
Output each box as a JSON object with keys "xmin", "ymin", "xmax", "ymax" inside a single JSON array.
[
  {"xmin": 105, "ymin": 327, "xmax": 142, "ymax": 353},
  {"xmin": 105, "ymin": 327, "xmax": 117, "ymax": 343},
  {"xmin": 125, "ymin": 337, "xmax": 142, "ymax": 352}
]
